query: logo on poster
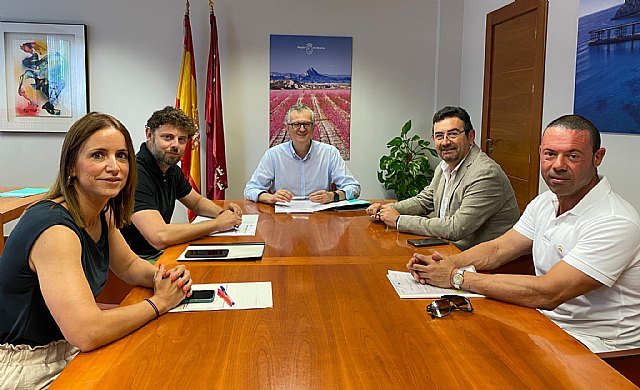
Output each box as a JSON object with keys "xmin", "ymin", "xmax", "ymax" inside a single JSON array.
[{"xmin": 297, "ymin": 43, "xmax": 326, "ymax": 55}]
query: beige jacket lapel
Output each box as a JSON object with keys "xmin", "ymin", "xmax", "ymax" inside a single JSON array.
[{"xmin": 439, "ymin": 145, "xmax": 481, "ymax": 217}]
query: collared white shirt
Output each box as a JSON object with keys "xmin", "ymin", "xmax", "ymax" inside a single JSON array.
[
  {"xmin": 438, "ymin": 147, "xmax": 471, "ymax": 217},
  {"xmin": 514, "ymin": 176, "xmax": 640, "ymax": 352},
  {"xmin": 244, "ymin": 140, "xmax": 360, "ymax": 201}
]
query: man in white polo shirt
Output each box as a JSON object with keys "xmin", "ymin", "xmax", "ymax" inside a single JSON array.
[{"xmin": 406, "ymin": 114, "xmax": 640, "ymax": 353}]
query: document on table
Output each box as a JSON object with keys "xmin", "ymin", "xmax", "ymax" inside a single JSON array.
[
  {"xmin": 0, "ymin": 187, "xmax": 48, "ymax": 198},
  {"xmin": 170, "ymin": 282, "xmax": 273, "ymax": 312},
  {"xmin": 387, "ymin": 266, "xmax": 484, "ymax": 298},
  {"xmin": 192, "ymin": 214, "xmax": 258, "ymax": 236},
  {"xmin": 275, "ymin": 199, "xmax": 370, "ymax": 213}
]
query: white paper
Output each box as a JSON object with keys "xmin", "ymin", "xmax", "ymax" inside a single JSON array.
[
  {"xmin": 275, "ymin": 199, "xmax": 370, "ymax": 213},
  {"xmin": 192, "ymin": 214, "xmax": 259, "ymax": 236},
  {"xmin": 275, "ymin": 199, "xmax": 320, "ymax": 213},
  {"xmin": 170, "ymin": 282, "xmax": 273, "ymax": 312},
  {"xmin": 387, "ymin": 266, "xmax": 484, "ymax": 299}
]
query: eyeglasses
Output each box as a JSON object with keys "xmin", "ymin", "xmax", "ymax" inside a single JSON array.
[
  {"xmin": 287, "ymin": 122, "xmax": 313, "ymax": 130},
  {"xmin": 433, "ymin": 129, "xmax": 468, "ymax": 141},
  {"xmin": 426, "ymin": 295, "xmax": 474, "ymax": 318}
]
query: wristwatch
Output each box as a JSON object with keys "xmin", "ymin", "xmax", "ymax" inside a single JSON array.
[
  {"xmin": 333, "ymin": 191, "xmax": 340, "ymax": 202},
  {"xmin": 452, "ymin": 268, "xmax": 465, "ymax": 290}
]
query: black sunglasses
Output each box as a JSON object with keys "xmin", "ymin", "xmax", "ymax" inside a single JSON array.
[{"xmin": 426, "ymin": 295, "xmax": 474, "ymax": 318}]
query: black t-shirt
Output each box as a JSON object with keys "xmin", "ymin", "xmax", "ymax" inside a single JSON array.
[
  {"xmin": 0, "ymin": 200, "xmax": 109, "ymax": 347},
  {"xmin": 120, "ymin": 142, "xmax": 192, "ymax": 256}
]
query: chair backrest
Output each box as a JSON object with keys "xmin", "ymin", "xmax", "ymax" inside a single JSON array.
[
  {"xmin": 597, "ymin": 347, "xmax": 640, "ymax": 387},
  {"xmin": 490, "ymin": 253, "xmax": 535, "ymax": 275},
  {"xmin": 95, "ymin": 269, "xmax": 133, "ymax": 305}
]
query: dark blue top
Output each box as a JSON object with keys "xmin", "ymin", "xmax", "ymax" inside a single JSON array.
[
  {"xmin": 120, "ymin": 142, "xmax": 192, "ymax": 256},
  {"xmin": 0, "ymin": 200, "xmax": 109, "ymax": 347}
]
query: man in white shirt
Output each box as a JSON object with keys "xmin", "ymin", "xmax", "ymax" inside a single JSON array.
[
  {"xmin": 407, "ymin": 114, "xmax": 640, "ymax": 352},
  {"xmin": 244, "ymin": 103, "xmax": 360, "ymax": 205}
]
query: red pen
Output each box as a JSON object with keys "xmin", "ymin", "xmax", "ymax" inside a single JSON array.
[{"xmin": 217, "ymin": 286, "xmax": 234, "ymax": 306}]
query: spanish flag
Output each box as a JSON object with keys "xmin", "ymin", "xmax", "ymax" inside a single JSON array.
[{"xmin": 175, "ymin": 2, "xmax": 200, "ymax": 221}]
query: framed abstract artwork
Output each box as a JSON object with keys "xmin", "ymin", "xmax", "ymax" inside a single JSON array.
[{"xmin": 0, "ymin": 21, "xmax": 87, "ymax": 132}]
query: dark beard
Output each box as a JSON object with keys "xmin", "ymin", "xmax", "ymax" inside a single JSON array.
[
  {"xmin": 155, "ymin": 153, "xmax": 181, "ymax": 166},
  {"xmin": 439, "ymin": 149, "xmax": 460, "ymax": 163},
  {"xmin": 150, "ymin": 138, "xmax": 182, "ymax": 166}
]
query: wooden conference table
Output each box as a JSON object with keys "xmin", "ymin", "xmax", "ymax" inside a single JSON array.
[
  {"xmin": 53, "ymin": 201, "xmax": 636, "ymax": 389},
  {"xmin": 0, "ymin": 187, "xmax": 46, "ymax": 254}
]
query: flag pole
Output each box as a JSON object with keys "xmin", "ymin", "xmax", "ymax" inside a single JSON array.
[
  {"xmin": 205, "ymin": 0, "xmax": 228, "ymax": 200},
  {"xmin": 176, "ymin": 0, "xmax": 201, "ymax": 220}
]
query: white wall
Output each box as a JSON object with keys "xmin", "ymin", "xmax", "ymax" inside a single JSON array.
[
  {"xmin": 461, "ymin": 0, "xmax": 640, "ymax": 212},
  {"xmin": 0, "ymin": 0, "xmax": 464, "ymax": 230},
  {"xmin": 3, "ymin": 0, "xmax": 638, "ymax": 230},
  {"xmin": 434, "ymin": 0, "xmax": 464, "ymax": 111}
]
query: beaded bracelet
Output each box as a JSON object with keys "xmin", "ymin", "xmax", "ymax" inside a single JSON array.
[{"xmin": 144, "ymin": 298, "xmax": 160, "ymax": 318}]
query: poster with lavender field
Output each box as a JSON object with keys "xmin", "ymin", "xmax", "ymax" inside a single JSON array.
[
  {"xmin": 574, "ymin": 0, "xmax": 640, "ymax": 134},
  {"xmin": 270, "ymin": 35, "xmax": 353, "ymax": 159}
]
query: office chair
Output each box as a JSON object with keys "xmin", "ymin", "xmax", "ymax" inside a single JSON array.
[{"xmin": 597, "ymin": 347, "xmax": 640, "ymax": 387}]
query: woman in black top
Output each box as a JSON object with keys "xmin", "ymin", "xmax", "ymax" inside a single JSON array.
[{"xmin": 0, "ymin": 112, "xmax": 192, "ymax": 388}]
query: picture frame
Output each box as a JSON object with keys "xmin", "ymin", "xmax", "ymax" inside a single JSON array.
[
  {"xmin": 574, "ymin": 2, "xmax": 640, "ymax": 135},
  {"xmin": 269, "ymin": 35, "xmax": 353, "ymax": 160},
  {"xmin": 0, "ymin": 21, "xmax": 87, "ymax": 132}
]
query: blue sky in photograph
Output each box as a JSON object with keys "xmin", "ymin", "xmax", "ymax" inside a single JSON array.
[
  {"xmin": 579, "ymin": 0, "xmax": 622, "ymax": 17},
  {"xmin": 270, "ymin": 35, "xmax": 352, "ymax": 75}
]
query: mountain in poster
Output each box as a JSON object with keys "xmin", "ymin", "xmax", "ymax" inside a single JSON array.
[
  {"xmin": 613, "ymin": 0, "xmax": 640, "ymax": 19},
  {"xmin": 270, "ymin": 67, "xmax": 350, "ymax": 89}
]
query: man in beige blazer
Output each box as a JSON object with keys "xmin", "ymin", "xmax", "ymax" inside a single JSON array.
[{"xmin": 367, "ymin": 106, "xmax": 519, "ymax": 250}]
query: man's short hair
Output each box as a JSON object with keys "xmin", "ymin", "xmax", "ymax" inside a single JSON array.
[
  {"xmin": 545, "ymin": 114, "xmax": 601, "ymax": 153},
  {"xmin": 284, "ymin": 103, "xmax": 315, "ymax": 124},
  {"xmin": 432, "ymin": 106, "xmax": 473, "ymax": 133},
  {"xmin": 146, "ymin": 106, "xmax": 196, "ymax": 137}
]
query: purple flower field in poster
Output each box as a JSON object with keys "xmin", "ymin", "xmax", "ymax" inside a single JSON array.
[{"xmin": 270, "ymin": 35, "xmax": 353, "ymax": 159}]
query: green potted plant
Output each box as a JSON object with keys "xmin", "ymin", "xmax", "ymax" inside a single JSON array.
[{"xmin": 377, "ymin": 120, "xmax": 438, "ymax": 200}]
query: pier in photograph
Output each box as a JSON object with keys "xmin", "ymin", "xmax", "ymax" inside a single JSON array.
[{"xmin": 589, "ymin": 20, "xmax": 640, "ymax": 45}]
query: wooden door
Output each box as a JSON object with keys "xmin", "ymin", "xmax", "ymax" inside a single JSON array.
[{"xmin": 481, "ymin": 0, "xmax": 548, "ymax": 212}]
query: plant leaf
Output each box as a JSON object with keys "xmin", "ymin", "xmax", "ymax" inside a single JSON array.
[
  {"xmin": 401, "ymin": 120, "xmax": 412, "ymax": 136},
  {"xmin": 387, "ymin": 137, "xmax": 403, "ymax": 147}
]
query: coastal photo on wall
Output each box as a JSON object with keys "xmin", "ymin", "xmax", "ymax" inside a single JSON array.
[
  {"xmin": 269, "ymin": 35, "xmax": 353, "ymax": 159},
  {"xmin": 574, "ymin": 0, "xmax": 640, "ymax": 134}
]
